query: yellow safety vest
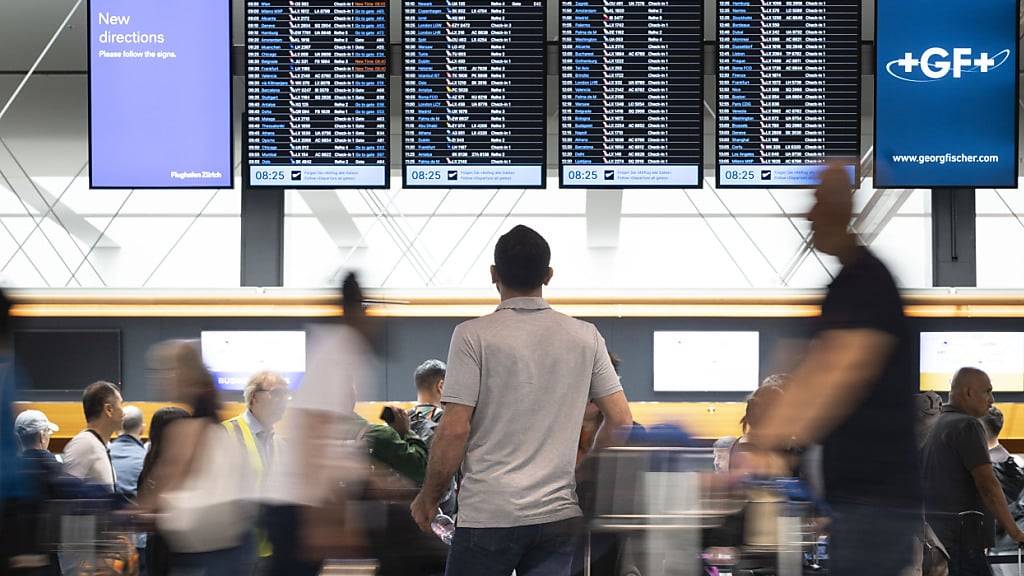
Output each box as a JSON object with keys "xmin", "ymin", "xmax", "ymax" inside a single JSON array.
[
  {"xmin": 224, "ymin": 415, "xmax": 273, "ymax": 558},
  {"xmin": 224, "ymin": 415, "xmax": 267, "ymax": 475}
]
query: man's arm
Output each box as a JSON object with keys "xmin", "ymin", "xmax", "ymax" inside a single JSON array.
[
  {"xmin": 752, "ymin": 329, "xmax": 895, "ymax": 450},
  {"xmin": 972, "ymin": 463, "xmax": 1024, "ymax": 542},
  {"xmin": 592, "ymin": 391, "xmax": 633, "ymax": 449},
  {"xmin": 410, "ymin": 402, "xmax": 473, "ymax": 532}
]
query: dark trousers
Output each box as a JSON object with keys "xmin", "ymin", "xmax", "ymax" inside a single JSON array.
[
  {"xmin": 829, "ymin": 500, "xmax": 916, "ymax": 576},
  {"xmin": 167, "ymin": 545, "xmax": 249, "ymax": 576},
  {"xmin": 445, "ymin": 517, "xmax": 582, "ymax": 576},
  {"xmin": 948, "ymin": 545, "xmax": 994, "ymax": 576},
  {"xmin": 262, "ymin": 505, "xmax": 323, "ymax": 576}
]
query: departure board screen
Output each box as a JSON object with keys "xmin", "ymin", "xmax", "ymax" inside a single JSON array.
[
  {"xmin": 716, "ymin": 0, "xmax": 860, "ymax": 188},
  {"xmin": 403, "ymin": 0, "xmax": 547, "ymax": 188},
  {"xmin": 245, "ymin": 0, "xmax": 389, "ymax": 188},
  {"xmin": 560, "ymin": 0, "xmax": 704, "ymax": 188}
]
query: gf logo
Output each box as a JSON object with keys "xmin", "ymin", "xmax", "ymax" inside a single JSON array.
[{"xmin": 885, "ymin": 48, "xmax": 1011, "ymax": 82}]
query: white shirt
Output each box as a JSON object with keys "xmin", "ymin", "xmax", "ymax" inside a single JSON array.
[
  {"xmin": 263, "ymin": 324, "xmax": 373, "ymax": 506},
  {"xmin": 63, "ymin": 429, "xmax": 116, "ymax": 490}
]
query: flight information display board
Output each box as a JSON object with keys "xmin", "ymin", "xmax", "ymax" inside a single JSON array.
[
  {"xmin": 717, "ymin": 0, "xmax": 860, "ymax": 188},
  {"xmin": 560, "ymin": 0, "xmax": 704, "ymax": 188},
  {"xmin": 403, "ymin": 0, "xmax": 546, "ymax": 188},
  {"xmin": 245, "ymin": 0, "xmax": 389, "ymax": 188}
]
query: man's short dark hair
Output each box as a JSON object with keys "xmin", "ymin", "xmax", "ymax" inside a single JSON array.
[
  {"xmin": 494, "ymin": 225, "xmax": 551, "ymax": 291},
  {"xmin": 414, "ymin": 359, "xmax": 446, "ymax": 392},
  {"xmin": 982, "ymin": 406, "xmax": 1005, "ymax": 439},
  {"xmin": 82, "ymin": 381, "xmax": 120, "ymax": 422}
]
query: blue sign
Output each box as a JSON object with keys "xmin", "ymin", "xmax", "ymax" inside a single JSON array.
[
  {"xmin": 89, "ymin": 0, "xmax": 233, "ymax": 189},
  {"xmin": 875, "ymin": 0, "xmax": 1018, "ymax": 188}
]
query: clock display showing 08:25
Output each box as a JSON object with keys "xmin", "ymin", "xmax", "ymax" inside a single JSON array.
[
  {"xmin": 567, "ymin": 169, "xmax": 599, "ymax": 181},
  {"xmin": 724, "ymin": 170, "xmax": 756, "ymax": 181},
  {"xmin": 410, "ymin": 170, "xmax": 443, "ymax": 180},
  {"xmin": 253, "ymin": 170, "xmax": 286, "ymax": 181}
]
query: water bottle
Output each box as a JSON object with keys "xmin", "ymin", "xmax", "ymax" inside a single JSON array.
[
  {"xmin": 431, "ymin": 511, "xmax": 455, "ymax": 545},
  {"xmin": 816, "ymin": 535, "xmax": 828, "ymax": 561}
]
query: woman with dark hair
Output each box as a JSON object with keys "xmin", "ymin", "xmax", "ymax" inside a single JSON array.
[
  {"xmin": 139, "ymin": 341, "xmax": 255, "ymax": 576},
  {"xmin": 137, "ymin": 406, "xmax": 189, "ymax": 576}
]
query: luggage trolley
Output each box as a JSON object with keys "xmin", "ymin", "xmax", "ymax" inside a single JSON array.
[
  {"xmin": 46, "ymin": 498, "xmax": 138, "ymax": 576},
  {"xmin": 585, "ymin": 445, "xmax": 826, "ymax": 576}
]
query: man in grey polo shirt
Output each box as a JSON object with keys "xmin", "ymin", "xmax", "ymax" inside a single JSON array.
[{"xmin": 411, "ymin": 225, "xmax": 634, "ymax": 576}]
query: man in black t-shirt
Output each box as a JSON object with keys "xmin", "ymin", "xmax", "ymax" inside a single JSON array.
[
  {"xmin": 749, "ymin": 163, "xmax": 921, "ymax": 576},
  {"xmin": 923, "ymin": 368, "xmax": 1024, "ymax": 575}
]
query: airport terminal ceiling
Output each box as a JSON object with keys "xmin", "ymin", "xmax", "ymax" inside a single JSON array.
[{"xmin": 0, "ymin": 0, "xmax": 1022, "ymax": 290}]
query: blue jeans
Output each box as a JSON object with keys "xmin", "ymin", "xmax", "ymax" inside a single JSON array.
[{"xmin": 445, "ymin": 517, "xmax": 583, "ymax": 576}]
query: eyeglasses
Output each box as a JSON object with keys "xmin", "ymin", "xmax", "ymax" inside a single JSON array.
[{"xmin": 258, "ymin": 388, "xmax": 290, "ymax": 401}]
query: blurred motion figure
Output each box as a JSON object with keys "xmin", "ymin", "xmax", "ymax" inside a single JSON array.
[
  {"xmin": 261, "ymin": 274, "xmax": 376, "ymax": 576},
  {"xmin": 750, "ymin": 163, "xmax": 921, "ymax": 576},
  {"xmin": 137, "ymin": 407, "xmax": 189, "ymax": 576},
  {"xmin": 139, "ymin": 341, "xmax": 255, "ymax": 575}
]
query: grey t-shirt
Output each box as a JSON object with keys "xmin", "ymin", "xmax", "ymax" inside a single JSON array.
[
  {"xmin": 442, "ymin": 297, "xmax": 623, "ymax": 528},
  {"xmin": 923, "ymin": 406, "xmax": 993, "ymax": 549}
]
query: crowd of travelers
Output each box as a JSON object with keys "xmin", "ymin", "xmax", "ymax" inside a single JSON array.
[{"xmin": 0, "ymin": 164, "xmax": 1020, "ymax": 576}]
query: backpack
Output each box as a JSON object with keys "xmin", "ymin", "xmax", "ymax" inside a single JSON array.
[
  {"xmin": 408, "ymin": 404, "xmax": 444, "ymax": 447},
  {"xmin": 994, "ymin": 457, "xmax": 1024, "ymax": 506}
]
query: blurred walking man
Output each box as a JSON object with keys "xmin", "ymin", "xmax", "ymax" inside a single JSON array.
[{"xmin": 750, "ymin": 164, "xmax": 921, "ymax": 576}]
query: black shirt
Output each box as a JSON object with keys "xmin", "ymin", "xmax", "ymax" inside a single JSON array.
[
  {"xmin": 923, "ymin": 406, "xmax": 993, "ymax": 549},
  {"xmin": 818, "ymin": 247, "xmax": 920, "ymax": 507}
]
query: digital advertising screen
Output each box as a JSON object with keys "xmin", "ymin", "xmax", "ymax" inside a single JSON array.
[
  {"xmin": 919, "ymin": 332, "xmax": 1024, "ymax": 392},
  {"xmin": 88, "ymin": 0, "xmax": 232, "ymax": 189},
  {"xmin": 201, "ymin": 331, "xmax": 307, "ymax": 391},
  {"xmin": 874, "ymin": 0, "xmax": 1018, "ymax": 188},
  {"xmin": 716, "ymin": 0, "xmax": 860, "ymax": 188},
  {"xmin": 245, "ymin": 0, "xmax": 389, "ymax": 188},
  {"xmin": 403, "ymin": 0, "xmax": 547, "ymax": 188},
  {"xmin": 653, "ymin": 331, "xmax": 760, "ymax": 392},
  {"xmin": 559, "ymin": 0, "xmax": 704, "ymax": 188}
]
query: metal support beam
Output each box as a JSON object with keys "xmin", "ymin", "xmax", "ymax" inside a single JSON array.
[
  {"xmin": 851, "ymin": 184, "xmax": 914, "ymax": 246},
  {"xmin": 240, "ymin": 188, "xmax": 284, "ymax": 286},
  {"xmin": 932, "ymin": 188, "xmax": 976, "ymax": 287},
  {"xmin": 586, "ymin": 189, "xmax": 623, "ymax": 248},
  {"xmin": 0, "ymin": 152, "xmax": 118, "ymax": 248},
  {"xmin": 299, "ymin": 190, "xmax": 364, "ymax": 248}
]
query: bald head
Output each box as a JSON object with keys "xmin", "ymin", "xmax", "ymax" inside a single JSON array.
[
  {"xmin": 950, "ymin": 367, "xmax": 993, "ymax": 418},
  {"xmin": 808, "ymin": 162, "xmax": 856, "ymax": 257},
  {"xmin": 121, "ymin": 405, "xmax": 144, "ymax": 436}
]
